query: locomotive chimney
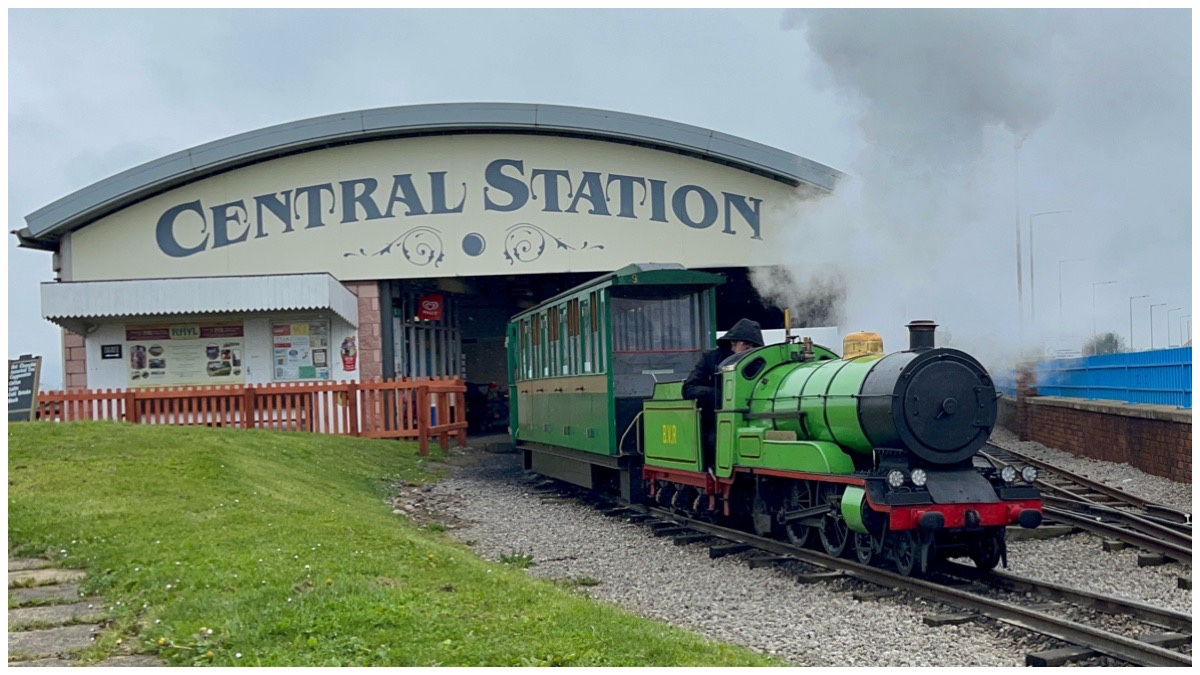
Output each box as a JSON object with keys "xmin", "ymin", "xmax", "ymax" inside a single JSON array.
[{"xmin": 906, "ymin": 320, "xmax": 938, "ymax": 350}]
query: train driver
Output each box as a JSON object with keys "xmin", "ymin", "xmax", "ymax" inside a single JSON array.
[{"xmin": 683, "ymin": 318, "xmax": 764, "ymax": 456}]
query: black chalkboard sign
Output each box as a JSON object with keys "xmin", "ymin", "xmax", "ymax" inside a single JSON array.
[{"xmin": 8, "ymin": 355, "xmax": 42, "ymax": 422}]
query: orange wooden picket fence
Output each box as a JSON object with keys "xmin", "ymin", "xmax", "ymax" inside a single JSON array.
[{"xmin": 33, "ymin": 377, "xmax": 468, "ymax": 455}]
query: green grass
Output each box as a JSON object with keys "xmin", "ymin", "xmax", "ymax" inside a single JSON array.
[{"xmin": 8, "ymin": 422, "xmax": 776, "ymax": 666}]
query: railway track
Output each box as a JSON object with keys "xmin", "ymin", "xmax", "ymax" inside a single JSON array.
[
  {"xmin": 980, "ymin": 444, "xmax": 1192, "ymax": 564},
  {"xmin": 642, "ymin": 508, "xmax": 1191, "ymax": 667},
  {"xmin": 527, "ymin": 478, "xmax": 1191, "ymax": 667}
]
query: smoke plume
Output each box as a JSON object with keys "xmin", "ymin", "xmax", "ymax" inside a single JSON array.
[{"xmin": 762, "ymin": 9, "xmax": 1189, "ymax": 372}]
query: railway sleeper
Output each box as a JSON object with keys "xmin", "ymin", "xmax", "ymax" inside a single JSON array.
[
  {"xmin": 1138, "ymin": 632, "xmax": 1190, "ymax": 649},
  {"xmin": 1026, "ymin": 646, "xmax": 1096, "ymax": 667},
  {"xmin": 922, "ymin": 612, "xmax": 977, "ymax": 627},
  {"xmin": 672, "ymin": 533, "xmax": 713, "ymax": 546},
  {"xmin": 709, "ymin": 543, "xmax": 751, "ymax": 559},
  {"xmin": 796, "ymin": 571, "xmax": 843, "ymax": 585}
]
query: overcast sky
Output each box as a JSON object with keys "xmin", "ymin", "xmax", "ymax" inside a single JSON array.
[{"xmin": 8, "ymin": 9, "xmax": 1193, "ymax": 388}]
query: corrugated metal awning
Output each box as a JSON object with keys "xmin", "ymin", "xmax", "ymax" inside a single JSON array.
[{"xmin": 42, "ymin": 273, "xmax": 359, "ymax": 334}]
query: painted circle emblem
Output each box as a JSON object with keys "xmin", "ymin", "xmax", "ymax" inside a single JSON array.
[{"xmin": 462, "ymin": 233, "xmax": 486, "ymax": 256}]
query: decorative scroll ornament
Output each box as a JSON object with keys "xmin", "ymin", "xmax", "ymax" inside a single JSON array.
[
  {"xmin": 344, "ymin": 226, "xmax": 445, "ymax": 267},
  {"xmin": 503, "ymin": 223, "xmax": 604, "ymax": 265}
]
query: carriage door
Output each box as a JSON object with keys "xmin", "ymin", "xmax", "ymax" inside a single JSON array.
[{"xmin": 394, "ymin": 291, "xmax": 462, "ymax": 378}]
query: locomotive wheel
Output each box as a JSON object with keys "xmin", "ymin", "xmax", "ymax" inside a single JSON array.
[
  {"xmin": 892, "ymin": 531, "xmax": 934, "ymax": 577},
  {"xmin": 816, "ymin": 483, "xmax": 849, "ymax": 557},
  {"xmin": 970, "ymin": 528, "xmax": 1004, "ymax": 572},
  {"xmin": 853, "ymin": 532, "xmax": 875, "ymax": 565},
  {"xmin": 784, "ymin": 481, "xmax": 815, "ymax": 547}
]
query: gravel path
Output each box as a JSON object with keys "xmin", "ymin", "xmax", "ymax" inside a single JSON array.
[{"xmin": 395, "ymin": 438, "xmax": 1192, "ymax": 667}]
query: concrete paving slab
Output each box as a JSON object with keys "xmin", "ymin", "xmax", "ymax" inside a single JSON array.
[
  {"xmin": 8, "ymin": 624, "xmax": 99, "ymax": 659},
  {"xmin": 8, "ymin": 658, "xmax": 75, "ymax": 667},
  {"xmin": 95, "ymin": 655, "xmax": 169, "ymax": 667},
  {"xmin": 9, "ymin": 569, "xmax": 86, "ymax": 588},
  {"xmin": 8, "ymin": 559, "xmax": 56, "ymax": 572},
  {"xmin": 9, "ymin": 584, "xmax": 83, "ymax": 605},
  {"xmin": 10, "ymin": 602, "xmax": 109, "ymax": 628}
]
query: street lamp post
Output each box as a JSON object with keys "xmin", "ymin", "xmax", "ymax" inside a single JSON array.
[
  {"xmin": 1029, "ymin": 210, "xmax": 1071, "ymax": 323},
  {"xmin": 1167, "ymin": 308, "xmax": 1182, "ymax": 347},
  {"xmin": 1184, "ymin": 316, "xmax": 1192, "ymax": 345},
  {"xmin": 1150, "ymin": 303, "xmax": 1166, "ymax": 349},
  {"xmin": 1058, "ymin": 258, "xmax": 1088, "ymax": 321},
  {"xmin": 1091, "ymin": 281, "xmax": 1118, "ymax": 339},
  {"xmin": 1013, "ymin": 140, "xmax": 1024, "ymax": 340},
  {"xmin": 1129, "ymin": 295, "xmax": 1149, "ymax": 351}
]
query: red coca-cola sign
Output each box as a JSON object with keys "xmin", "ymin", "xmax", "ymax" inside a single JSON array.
[{"xmin": 418, "ymin": 294, "xmax": 444, "ymax": 321}]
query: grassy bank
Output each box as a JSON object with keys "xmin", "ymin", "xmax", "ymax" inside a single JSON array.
[{"xmin": 8, "ymin": 422, "xmax": 774, "ymax": 666}]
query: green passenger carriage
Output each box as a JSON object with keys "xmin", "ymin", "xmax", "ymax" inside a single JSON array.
[{"xmin": 507, "ymin": 263, "xmax": 723, "ymax": 500}]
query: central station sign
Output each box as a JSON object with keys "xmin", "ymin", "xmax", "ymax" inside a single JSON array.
[{"xmin": 68, "ymin": 134, "xmax": 812, "ymax": 281}]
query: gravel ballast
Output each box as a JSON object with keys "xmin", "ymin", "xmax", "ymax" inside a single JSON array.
[{"xmin": 397, "ymin": 434, "xmax": 1192, "ymax": 667}]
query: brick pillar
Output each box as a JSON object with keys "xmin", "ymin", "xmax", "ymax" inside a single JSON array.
[
  {"xmin": 63, "ymin": 329, "xmax": 87, "ymax": 391},
  {"xmin": 1013, "ymin": 362, "xmax": 1037, "ymax": 441},
  {"xmin": 343, "ymin": 281, "xmax": 383, "ymax": 381}
]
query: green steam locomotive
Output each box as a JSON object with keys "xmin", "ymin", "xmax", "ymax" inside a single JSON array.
[{"xmin": 507, "ymin": 264, "xmax": 1042, "ymax": 576}]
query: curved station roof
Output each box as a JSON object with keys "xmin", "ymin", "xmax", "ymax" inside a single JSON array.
[{"xmin": 18, "ymin": 102, "xmax": 842, "ymax": 250}]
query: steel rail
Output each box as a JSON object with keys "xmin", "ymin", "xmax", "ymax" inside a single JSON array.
[
  {"xmin": 1044, "ymin": 506, "xmax": 1191, "ymax": 565},
  {"xmin": 982, "ymin": 444, "xmax": 1191, "ymax": 524},
  {"xmin": 938, "ymin": 561, "xmax": 1192, "ymax": 634},
  {"xmin": 1042, "ymin": 494, "xmax": 1192, "ymax": 550},
  {"xmin": 646, "ymin": 508, "xmax": 1191, "ymax": 667}
]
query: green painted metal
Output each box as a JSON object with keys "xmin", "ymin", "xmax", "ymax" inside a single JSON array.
[
  {"xmin": 841, "ymin": 486, "xmax": 868, "ymax": 534},
  {"xmin": 507, "ymin": 266, "xmax": 725, "ymax": 460},
  {"xmin": 796, "ymin": 359, "xmax": 852, "ymax": 444},
  {"xmin": 822, "ymin": 354, "xmax": 884, "ymax": 453},
  {"xmin": 643, "ymin": 400, "xmax": 703, "ymax": 472},
  {"xmin": 733, "ymin": 439, "xmax": 855, "ymax": 475}
]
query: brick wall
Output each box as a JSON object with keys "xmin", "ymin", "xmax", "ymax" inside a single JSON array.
[
  {"xmin": 64, "ymin": 330, "xmax": 87, "ymax": 391},
  {"xmin": 998, "ymin": 363, "xmax": 1190, "ymax": 483},
  {"xmin": 1023, "ymin": 398, "xmax": 1191, "ymax": 483},
  {"xmin": 343, "ymin": 280, "xmax": 383, "ymax": 380}
]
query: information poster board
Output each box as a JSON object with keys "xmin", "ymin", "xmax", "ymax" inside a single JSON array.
[
  {"xmin": 272, "ymin": 320, "xmax": 331, "ymax": 381},
  {"xmin": 126, "ymin": 322, "xmax": 245, "ymax": 388},
  {"xmin": 8, "ymin": 355, "xmax": 42, "ymax": 422}
]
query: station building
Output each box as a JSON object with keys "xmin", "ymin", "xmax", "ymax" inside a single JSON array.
[{"xmin": 18, "ymin": 103, "xmax": 841, "ymax": 395}]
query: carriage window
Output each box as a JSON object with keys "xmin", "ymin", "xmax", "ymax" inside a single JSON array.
[
  {"xmin": 567, "ymin": 299, "xmax": 580, "ymax": 375},
  {"xmin": 610, "ymin": 291, "xmax": 708, "ymax": 353},
  {"xmin": 580, "ymin": 298, "xmax": 592, "ymax": 373}
]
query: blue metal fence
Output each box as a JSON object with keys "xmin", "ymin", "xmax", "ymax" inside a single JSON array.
[
  {"xmin": 1034, "ymin": 347, "xmax": 1191, "ymax": 408},
  {"xmin": 993, "ymin": 369, "xmax": 1018, "ymax": 398}
]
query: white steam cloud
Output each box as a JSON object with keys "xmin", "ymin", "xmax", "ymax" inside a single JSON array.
[{"xmin": 759, "ymin": 9, "xmax": 1190, "ymax": 373}]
